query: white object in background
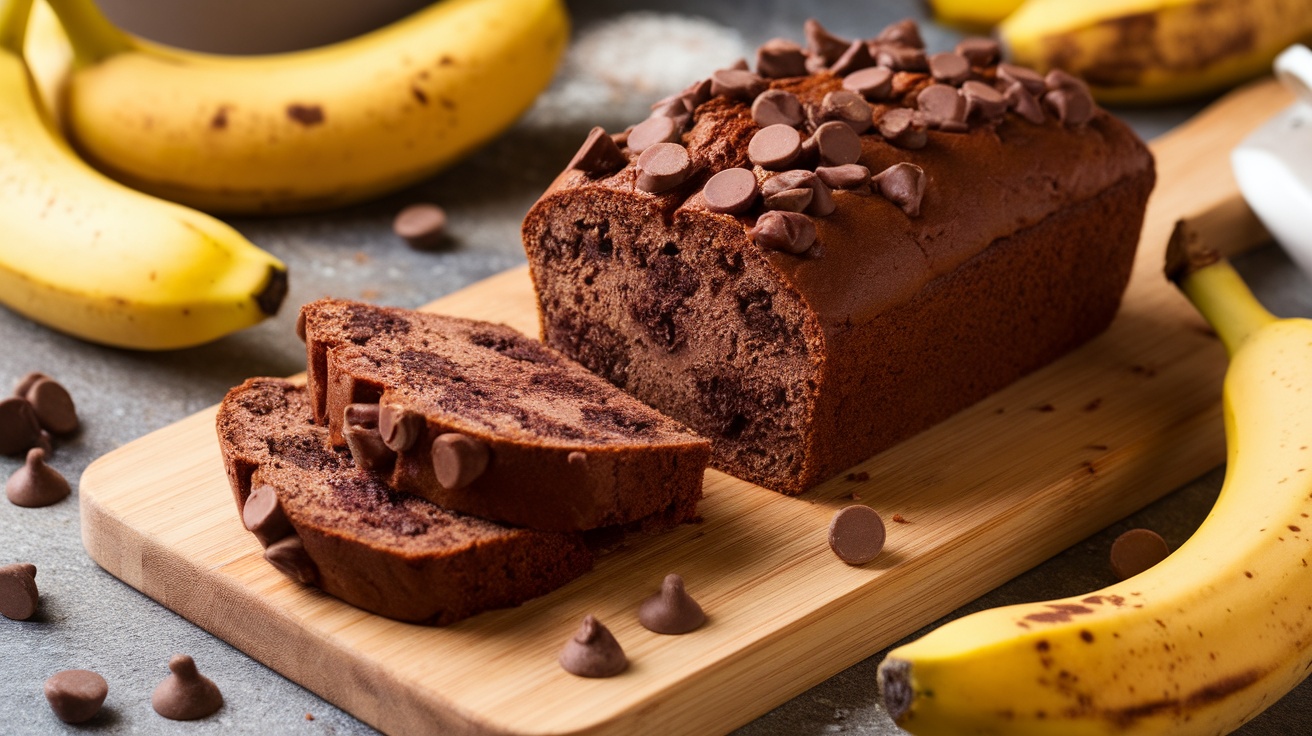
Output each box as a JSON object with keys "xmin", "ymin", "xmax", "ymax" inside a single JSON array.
[{"xmin": 1232, "ymin": 45, "xmax": 1312, "ymax": 280}]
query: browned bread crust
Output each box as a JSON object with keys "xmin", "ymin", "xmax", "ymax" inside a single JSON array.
[
  {"xmin": 217, "ymin": 378, "xmax": 592, "ymax": 625},
  {"xmin": 522, "ymin": 47, "xmax": 1154, "ymax": 493},
  {"xmin": 300, "ymin": 300, "xmax": 709, "ymax": 532}
]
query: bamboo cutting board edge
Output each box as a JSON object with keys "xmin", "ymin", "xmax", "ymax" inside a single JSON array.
[{"xmin": 78, "ymin": 78, "xmax": 1292, "ymax": 736}]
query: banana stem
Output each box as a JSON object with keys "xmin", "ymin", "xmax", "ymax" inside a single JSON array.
[
  {"xmin": 1179, "ymin": 259, "xmax": 1277, "ymax": 357},
  {"xmin": 0, "ymin": 0, "xmax": 34, "ymax": 53},
  {"xmin": 43, "ymin": 0, "xmax": 130, "ymax": 64}
]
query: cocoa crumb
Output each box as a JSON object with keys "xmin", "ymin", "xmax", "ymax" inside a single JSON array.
[
  {"xmin": 1083, "ymin": 398, "xmax": 1102, "ymax": 412},
  {"xmin": 892, "ymin": 514, "xmax": 908, "ymax": 523},
  {"xmin": 353, "ymin": 251, "xmax": 369, "ymax": 264},
  {"xmin": 845, "ymin": 471, "xmax": 869, "ymax": 482},
  {"xmin": 305, "ymin": 713, "xmax": 315, "ymax": 721},
  {"xmin": 849, "ymin": 492, "xmax": 861, "ymax": 501},
  {"xmin": 1033, "ymin": 404, "xmax": 1056, "ymax": 412}
]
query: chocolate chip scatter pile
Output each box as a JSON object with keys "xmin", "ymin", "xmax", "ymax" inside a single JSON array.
[
  {"xmin": 151, "ymin": 655, "xmax": 224, "ymax": 721},
  {"xmin": 828, "ymin": 505, "xmax": 887, "ymax": 565},
  {"xmin": 1110, "ymin": 528, "xmax": 1170, "ymax": 580},
  {"xmin": 562, "ymin": 17, "xmax": 1102, "ymax": 259},
  {"xmin": 559, "ymin": 615, "xmax": 627, "ymax": 678},
  {"xmin": 45, "ymin": 670, "xmax": 108, "ymax": 724},
  {"xmin": 6, "ymin": 448, "xmax": 70, "ymax": 508},
  {"xmin": 638, "ymin": 573, "xmax": 706, "ymax": 635},
  {"xmin": 0, "ymin": 562, "xmax": 39, "ymax": 620},
  {"xmin": 2, "ymin": 372, "xmax": 77, "ymax": 457}
]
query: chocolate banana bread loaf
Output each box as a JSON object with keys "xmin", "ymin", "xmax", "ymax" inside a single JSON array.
[
  {"xmin": 300, "ymin": 299, "xmax": 710, "ymax": 532},
  {"xmin": 217, "ymin": 377, "xmax": 592, "ymax": 625},
  {"xmin": 521, "ymin": 19, "xmax": 1155, "ymax": 494}
]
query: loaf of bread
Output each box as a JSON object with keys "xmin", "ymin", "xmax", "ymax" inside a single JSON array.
[
  {"xmin": 522, "ymin": 20, "xmax": 1155, "ymax": 493},
  {"xmin": 299, "ymin": 299, "xmax": 710, "ymax": 532},
  {"xmin": 217, "ymin": 377, "xmax": 593, "ymax": 624}
]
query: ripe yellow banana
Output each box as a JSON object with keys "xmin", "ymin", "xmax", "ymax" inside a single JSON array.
[
  {"xmin": 45, "ymin": 0, "xmax": 569, "ymax": 215},
  {"xmin": 877, "ymin": 254, "xmax": 1312, "ymax": 735},
  {"xmin": 0, "ymin": 0, "xmax": 287, "ymax": 350},
  {"xmin": 23, "ymin": 0, "xmax": 68, "ymax": 118},
  {"xmin": 927, "ymin": 0, "xmax": 1025, "ymax": 31},
  {"xmin": 1000, "ymin": 0, "xmax": 1312, "ymax": 104}
]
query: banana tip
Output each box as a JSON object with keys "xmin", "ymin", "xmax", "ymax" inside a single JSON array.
[
  {"xmin": 876, "ymin": 657, "xmax": 913, "ymax": 722},
  {"xmin": 1164, "ymin": 219, "xmax": 1221, "ymax": 284},
  {"xmin": 257, "ymin": 266, "xmax": 289, "ymax": 316}
]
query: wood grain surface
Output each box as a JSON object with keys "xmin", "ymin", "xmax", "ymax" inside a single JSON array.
[{"xmin": 79, "ymin": 79, "xmax": 1292, "ymax": 736}]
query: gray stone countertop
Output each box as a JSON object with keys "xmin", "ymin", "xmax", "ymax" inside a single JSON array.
[{"xmin": 2, "ymin": 0, "xmax": 1310, "ymax": 733}]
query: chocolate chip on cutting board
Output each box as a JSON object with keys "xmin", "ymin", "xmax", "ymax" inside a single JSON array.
[
  {"xmin": 638, "ymin": 573, "xmax": 706, "ymax": 634},
  {"xmin": 559, "ymin": 615, "xmax": 627, "ymax": 677},
  {"xmin": 828, "ymin": 505, "xmax": 887, "ymax": 565}
]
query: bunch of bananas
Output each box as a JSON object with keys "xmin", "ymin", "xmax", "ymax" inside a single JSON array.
[
  {"xmin": 877, "ymin": 253, "xmax": 1312, "ymax": 734},
  {"xmin": 931, "ymin": 0, "xmax": 1312, "ymax": 103},
  {"xmin": 0, "ymin": 0, "xmax": 567, "ymax": 349}
]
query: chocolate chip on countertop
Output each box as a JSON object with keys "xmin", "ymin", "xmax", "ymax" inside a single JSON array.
[
  {"xmin": 750, "ymin": 211, "xmax": 816, "ymax": 255},
  {"xmin": 876, "ymin": 108, "xmax": 928, "ymax": 150},
  {"xmin": 955, "ymin": 37, "xmax": 1000, "ymax": 66},
  {"xmin": 343, "ymin": 403, "xmax": 395, "ymax": 473},
  {"xmin": 876, "ymin": 18, "xmax": 924, "ymax": 49},
  {"xmin": 635, "ymin": 142, "xmax": 692, "ymax": 193},
  {"xmin": 917, "ymin": 84, "xmax": 968, "ymax": 133},
  {"xmin": 638, "ymin": 573, "xmax": 706, "ymax": 634},
  {"xmin": 567, "ymin": 126, "xmax": 628, "ymax": 178},
  {"xmin": 748, "ymin": 124, "xmax": 803, "ymax": 170},
  {"xmin": 45, "ymin": 670, "xmax": 108, "ymax": 724},
  {"xmin": 702, "ymin": 168, "xmax": 758, "ymax": 215},
  {"xmin": 762, "ymin": 170, "xmax": 835, "ymax": 217},
  {"xmin": 6, "ymin": 448, "xmax": 69, "ymax": 508},
  {"xmin": 432, "ymin": 432, "xmax": 489, "ymax": 490},
  {"xmin": 755, "ymin": 38, "xmax": 808, "ymax": 79},
  {"xmin": 0, "ymin": 562, "xmax": 38, "ymax": 620},
  {"xmin": 803, "ymin": 18, "xmax": 850, "ymax": 67},
  {"xmin": 872, "ymin": 163, "xmax": 927, "ymax": 217},
  {"xmin": 816, "ymin": 90, "xmax": 873, "ymax": 135},
  {"xmin": 559, "ymin": 615, "xmax": 627, "ymax": 678},
  {"xmin": 379, "ymin": 404, "xmax": 424, "ymax": 452},
  {"xmin": 265, "ymin": 535, "xmax": 318, "ymax": 585},
  {"xmin": 0, "ymin": 396, "xmax": 41, "ymax": 456},
  {"xmin": 1110, "ymin": 528, "xmax": 1169, "ymax": 580},
  {"xmin": 875, "ymin": 45, "xmax": 927, "ymax": 72},
  {"xmin": 809, "ymin": 120, "xmax": 863, "ymax": 167},
  {"xmin": 709, "ymin": 68, "xmax": 766, "ymax": 101},
  {"xmin": 962, "ymin": 80, "xmax": 1008, "ymax": 122},
  {"xmin": 816, "ymin": 164, "xmax": 871, "ymax": 190},
  {"xmin": 13, "ymin": 372, "xmax": 47, "ymax": 398},
  {"xmin": 152, "ymin": 655, "xmax": 223, "ymax": 721},
  {"xmin": 627, "ymin": 116, "xmax": 681, "ymax": 154},
  {"xmin": 842, "ymin": 66, "xmax": 893, "ymax": 100},
  {"xmin": 928, "ymin": 52, "xmax": 972, "ymax": 86},
  {"xmin": 1005, "ymin": 82, "xmax": 1046, "ymax": 124},
  {"xmin": 751, "ymin": 89, "xmax": 805, "ymax": 128},
  {"xmin": 23, "ymin": 377, "xmax": 78, "ymax": 436},
  {"xmin": 830, "ymin": 39, "xmax": 875, "ymax": 76},
  {"xmin": 393, "ymin": 204, "xmax": 448, "ymax": 251},
  {"xmin": 828, "ymin": 505, "xmax": 886, "ymax": 565},
  {"xmin": 242, "ymin": 484, "xmax": 293, "ymax": 548},
  {"xmin": 998, "ymin": 63, "xmax": 1046, "ymax": 94}
]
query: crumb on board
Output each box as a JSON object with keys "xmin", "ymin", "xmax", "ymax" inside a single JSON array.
[
  {"xmin": 892, "ymin": 514, "xmax": 909, "ymax": 524},
  {"xmin": 845, "ymin": 471, "xmax": 869, "ymax": 482}
]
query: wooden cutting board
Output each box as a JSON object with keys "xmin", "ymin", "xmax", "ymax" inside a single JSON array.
[{"xmin": 79, "ymin": 79, "xmax": 1291, "ymax": 736}]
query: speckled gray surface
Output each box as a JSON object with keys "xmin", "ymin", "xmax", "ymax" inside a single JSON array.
[{"xmin": 2, "ymin": 1, "xmax": 1309, "ymax": 734}]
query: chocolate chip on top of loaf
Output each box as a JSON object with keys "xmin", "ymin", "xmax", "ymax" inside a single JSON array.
[
  {"xmin": 300, "ymin": 299, "xmax": 710, "ymax": 532},
  {"xmin": 523, "ymin": 17, "xmax": 1154, "ymax": 494}
]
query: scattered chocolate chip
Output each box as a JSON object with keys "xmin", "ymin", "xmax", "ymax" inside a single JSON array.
[
  {"xmin": 567, "ymin": 126, "xmax": 628, "ymax": 178},
  {"xmin": 917, "ymin": 84, "xmax": 968, "ymax": 132},
  {"xmin": 998, "ymin": 63, "xmax": 1045, "ymax": 94},
  {"xmin": 816, "ymin": 164, "xmax": 871, "ymax": 190},
  {"xmin": 1005, "ymin": 82, "xmax": 1046, "ymax": 124},
  {"xmin": 830, "ymin": 40, "xmax": 875, "ymax": 76},
  {"xmin": 0, "ymin": 562, "xmax": 38, "ymax": 620},
  {"xmin": 559, "ymin": 615, "xmax": 627, "ymax": 678},
  {"xmin": 649, "ymin": 94, "xmax": 692, "ymax": 122},
  {"xmin": 13, "ymin": 372, "xmax": 47, "ymax": 399},
  {"xmin": 431, "ymin": 432, "xmax": 489, "ymax": 490},
  {"xmin": 748, "ymin": 124, "xmax": 803, "ymax": 170},
  {"xmin": 638, "ymin": 573, "xmax": 706, "ymax": 634},
  {"xmin": 635, "ymin": 142, "xmax": 692, "ymax": 193},
  {"xmin": 755, "ymin": 38, "xmax": 808, "ymax": 78},
  {"xmin": 876, "ymin": 18, "xmax": 924, "ymax": 49},
  {"xmin": 828, "ymin": 505, "xmax": 886, "ymax": 565},
  {"xmin": 875, "ymin": 45, "xmax": 927, "ymax": 72},
  {"xmin": 750, "ymin": 211, "xmax": 816, "ymax": 255},
  {"xmin": 842, "ymin": 66, "xmax": 893, "ymax": 100},
  {"xmin": 1044, "ymin": 77, "xmax": 1095, "ymax": 127},
  {"xmin": 392, "ymin": 203, "xmax": 447, "ymax": 251},
  {"xmin": 876, "ymin": 108, "xmax": 928, "ymax": 149},
  {"xmin": 0, "ymin": 396, "xmax": 41, "ymax": 456},
  {"xmin": 6, "ymin": 448, "xmax": 69, "ymax": 508},
  {"xmin": 809, "ymin": 120, "xmax": 862, "ymax": 167},
  {"xmin": 766, "ymin": 187, "xmax": 814, "ymax": 214},
  {"xmin": 702, "ymin": 168, "xmax": 758, "ymax": 214},
  {"xmin": 751, "ymin": 89, "xmax": 804, "ymax": 129},
  {"xmin": 45, "ymin": 670, "xmax": 108, "ymax": 724},
  {"xmin": 242, "ymin": 485, "xmax": 293, "ymax": 548},
  {"xmin": 265, "ymin": 536, "xmax": 318, "ymax": 585},
  {"xmin": 872, "ymin": 163, "xmax": 926, "ymax": 217},
  {"xmin": 681, "ymin": 77, "xmax": 713, "ymax": 108},
  {"xmin": 762, "ymin": 170, "xmax": 835, "ymax": 216},
  {"xmin": 961, "ymin": 80, "xmax": 1008, "ymax": 122},
  {"xmin": 804, "ymin": 18, "xmax": 850, "ymax": 66},
  {"xmin": 379, "ymin": 404, "xmax": 424, "ymax": 452},
  {"xmin": 928, "ymin": 52, "xmax": 972, "ymax": 85},
  {"xmin": 817, "ymin": 91, "xmax": 873, "ymax": 135},
  {"xmin": 627, "ymin": 115, "xmax": 681, "ymax": 155},
  {"xmin": 1110, "ymin": 529, "xmax": 1169, "ymax": 580},
  {"xmin": 343, "ymin": 404, "xmax": 394, "ymax": 472},
  {"xmin": 152, "ymin": 655, "xmax": 223, "ymax": 721},
  {"xmin": 955, "ymin": 37, "xmax": 1000, "ymax": 66},
  {"xmin": 728, "ymin": 58, "xmax": 750, "ymax": 71},
  {"xmin": 710, "ymin": 68, "xmax": 766, "ymax": 101}
]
